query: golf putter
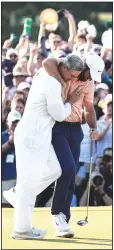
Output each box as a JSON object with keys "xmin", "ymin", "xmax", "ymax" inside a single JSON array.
[{"xmin": 77, "ymin": 140, "xmax": 93, "ymax": 226}]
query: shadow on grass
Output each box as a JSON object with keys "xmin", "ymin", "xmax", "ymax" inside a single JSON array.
[
  {"xmin": 37, "ymin": 237, "xmax": 112, "ymax": 246},
  {"xmin": 76, "ymin": 237, "xmax": 112, "ymax": 242}
]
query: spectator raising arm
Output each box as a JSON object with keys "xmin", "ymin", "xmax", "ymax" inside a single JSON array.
[
  {"xmin": 2, "ymin": 37, "xmax": 12, "ymax": 50},
  {"xmin": 27, "ymin": 43, "xmax": 38, "ymax": 76},
  {"xmin": 37, "ymin": 23, "xmax": 48, "ymax": 57},
  {"xmin": 38, "ymin": 23, "xmax": 45, "ymax": 47},
  {"xmin": 16, "ymin": 36, "xmax": 30, "ymax": 60},
  {"xmin": 84, "ymin": 34, "xmax": 93, "ymax": 54},
  {"xmin": 64, "ymin": 10, "xmax": 76, "ymax": 51},
  {"xmin": 16, "ymin": 35, "xmax": 25, "ymax": 50}
]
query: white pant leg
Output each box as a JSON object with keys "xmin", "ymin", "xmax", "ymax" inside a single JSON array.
[
  {"xmin": 36, "ymin": 145, "xmax": 62, "ymax": 195},
  {"xmin": 14, "ymin": 176, "xmax": 39, "ymax": 233},
  {"xmin": 2, "ymin": 180, "xmax": 16, "ymax": 204},
  {"xmin": 13, "ymin": 142, "xmax": 42, "ymax": 233},
  {"xmin": 14, "ymin": 185, "xmax": 35, "ymax": 232},
  {"xmin": 14, "ymin": 145, "xmax": 61, "ymax": 233}
]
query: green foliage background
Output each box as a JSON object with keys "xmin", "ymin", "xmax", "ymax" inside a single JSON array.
[{"xmin": 2, "ymin": 2, "xmax": 112, "ymax": 44}]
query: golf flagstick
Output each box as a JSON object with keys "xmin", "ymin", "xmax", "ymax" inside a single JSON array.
[{"xmin": 77, "ymin": 140, "xmax": 93, "ymax": 226}]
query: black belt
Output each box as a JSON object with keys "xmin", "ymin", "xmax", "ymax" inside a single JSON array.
[{"xmin": 56, "ymin": 121, "xmax": 81, "ymax": 126}]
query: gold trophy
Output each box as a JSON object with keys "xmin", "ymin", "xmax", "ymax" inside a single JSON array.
[{"xmin": 40, "ymin": 8, "xmax": 58, "ymax": 31}]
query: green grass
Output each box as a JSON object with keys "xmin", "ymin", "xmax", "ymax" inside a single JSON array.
[{"xmin": 2, "ymin": 207, "xmax": 112, "ymax": 249}]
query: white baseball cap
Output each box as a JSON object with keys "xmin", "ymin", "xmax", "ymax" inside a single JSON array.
[
  {"xmin": 6, "ymin": 48, "xmax": 18, "ymax": 60},
  {"xmin": 86, "ymin": 24, "xmax": 97, "ymax": 38},
  {"xmin": 96, "ymin": 83, "xmax": 109, "ymax": 90},
  {"xmin": 54, "ymin": 50, "xmax": 67, "ymax": 58},
  {"xmin": 101, "ymin": 29, "xmax": 112, "ymax": 49},
  {"xmin": 86, "ymin": 54, "xmax": 105, "ymax": 82},
  {"xmin": 17, "ymin": 82, "xmax": 31, "ymax": 91},
  {"xmin": 7, "ymin": 111, "xmax": 21, "ymax": 123},
  {"xmin": 78, "ymin": 20, "xmax": 89, "ymax": 30}
]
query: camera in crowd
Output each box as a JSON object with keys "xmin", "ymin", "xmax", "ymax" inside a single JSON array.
[{"xmin": 91, "ymin": 171, "xmax": 104, "ymax": 187}]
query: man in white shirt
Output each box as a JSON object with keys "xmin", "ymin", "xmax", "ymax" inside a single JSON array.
[{"xmin": 4, "ymin": 54, "xmax": 84, "ymax": 240}]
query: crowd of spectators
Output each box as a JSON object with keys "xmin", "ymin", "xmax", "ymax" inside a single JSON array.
[{"xmin": 2, "ymin": 9, "xmax": 112, "ymax": 208}]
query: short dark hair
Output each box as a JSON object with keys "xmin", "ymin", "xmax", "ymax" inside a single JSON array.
[
  {"xmin": 11, "ymin": 91, "xmax": 25, "ymax": 102},
  {"xmin": 11, "ymin": 98, "xmax": 25, "ymax": 106},
  {"xmin": 37, "ymin": 50, "xmax": 47, "ymax": 58},
  {"xmin": 94, "ymin": 90, "xmax": 100, "ymax": 97},
  {"xmin": 103, "ymin": 148, "xmax": 112, "ymax": 154},
  {"xmin": 77, "ymin": 35, "xmax": 87, "ymax": 42},
  {"xmin": 105, "ymin": 60, "xmax": 112, "ymax": 71},
  {"xmin": 16, "ymin": 98, "xmax": 25, "ymax": 106},
  {"xmin": 78, "ymin": 63, "xmax": 90, "ymax": 81},
  {"xmin": 13, "ymin": 91, "xmax": 25, "ymax": 97},
  {"xmin": 107, "ymin": 101, "xmax": 112, "ymax": 106}
]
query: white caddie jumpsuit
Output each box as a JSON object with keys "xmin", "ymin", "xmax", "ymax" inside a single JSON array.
[{"xmin": 14, "ymin": 68, "xmax": 71, "ymax": 232}]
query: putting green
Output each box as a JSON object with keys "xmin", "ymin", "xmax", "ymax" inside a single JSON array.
[{"xmin": 2, "ymin": 207, "xmax": 112, "ymax": 249}]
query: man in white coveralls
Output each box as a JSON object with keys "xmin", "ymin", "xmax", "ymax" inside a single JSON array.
[{"xmin": 4, "ymin": 54, "xmax": 84, "ymax": 240}]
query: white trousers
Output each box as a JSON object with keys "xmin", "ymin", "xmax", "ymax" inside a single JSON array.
[
  {"xmin": 2, "ymin": 179, "xmax": 16, "ymax": 204},
  {"xmin": 14, "ymin": 145, "xmax": 61, "ymax": 232}
]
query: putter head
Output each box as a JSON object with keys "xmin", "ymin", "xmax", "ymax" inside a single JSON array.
[{"xmin": 77, "ymin": 219, "xmax": 88, "ymax": 226}]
